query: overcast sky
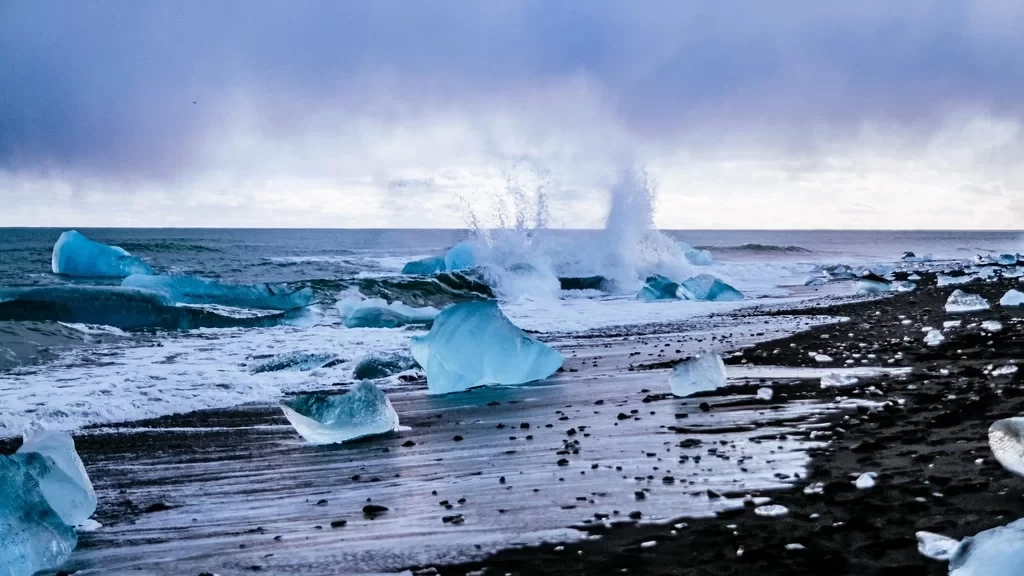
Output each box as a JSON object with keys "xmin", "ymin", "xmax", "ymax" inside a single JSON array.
[{"xmin": 2, "ymin": 0, "xmax": 1023, "ymax": 229}]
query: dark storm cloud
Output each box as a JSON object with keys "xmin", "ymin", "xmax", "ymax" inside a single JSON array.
[{"xmin": 2, "ymin": 0, "xmax": 1023, "ymax": 178}]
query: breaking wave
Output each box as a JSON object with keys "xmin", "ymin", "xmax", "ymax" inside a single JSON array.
[{"xmin": 697, "ymin": 244, "xmax": 812, "ymax": 254}]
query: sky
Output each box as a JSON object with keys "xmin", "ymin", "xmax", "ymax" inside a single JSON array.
[{"xmin": 2, "ymin": 0, "xmax": 1023, "ymax": 229}]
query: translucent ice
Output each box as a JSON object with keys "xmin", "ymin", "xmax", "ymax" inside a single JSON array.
[
  {"xmin": 821, "ymin": 373, "xmax": 859, "ymax": 388},
  {"xmin": 982, "ymin": 320, "xmax": 1003, "ymax": 333},
  {"xmin": 51, "ymin": 230, "xmax": 153, "ymax": 278},
  {"xmin": 679, "ymin": 242, "xmax": 713, "ymax": 266},
  {"xmin": 937, "ymin": 274, "xmax": 975, "ymax": 287},
  {"xmin": 857, "ymin": 279, "xmax": 891, "ymax": 295},
  {"xmin": 0, "ymin": 456, "xmax": 78, "ymax": 575},
  {"xmin": 15, "ymin": 429, "xmax": 96, "ymax": 527},
  {"xmin": 410, "ymin": 301, "xmax": 563, "ymax": 395},
  {"xmin": 855, "ymin": 472, "xmax": 877, "ymax": 489},
  {"xmin": 401, "ymin": 256, "xmax": 447, "ymax": 276},
  {"xmin": 917, "ymin": 531, "xmax": 961, "ymax": 561},
  {"xmin": 337, "ymin": 297, "xmax": 439, "ymax": 329},
  {"xmin": 352, "ymin": 352, "xmax": 418, "ymax": 380},
  {"xmin": 804, "ymin": 276, "xmax": 825, "ymax": 286},
  {"xmin": 679, "ymin": 274, "xmax": 744, "ymax": 302},
  {"xmin": 989, "ymin": 418, "xmax": 1024, "ymax": 478},
  {"xmin": 895, "ymin": 281, "xmax": 917, "ymax": 292},
  {"xmin": 997, "ymin": 254, "xmax": 1019, "ymax": 266},
  {"xmin": 250, "ymin": 352, "xmax": 337, "ymax": 374},
  {"xmin": 280, "ymin": 381, "xmax": 400, "ymax": 445},
  {"xmin": 637, "ymin": 274, "xmax": 680, "ymax": 301},
  {"xmin": 122, "ymin": 274, "xmax": 313, "ymax": 311},
  {"xmin": 444, "ymin": 241, "xmax": 480, "ymax": 272},
  {"xmin": 670, "ymin": 354, "xmax": 727, "ymax": 396},
  {"xmin": 945, "ymin": 290, "xmax": 990, "ymax": 314},
  {"xmin": 924, "ymin": 330, "xmax": 945, "ymax": 347},
  {"xmin": 922, "ymin": 519, "xmax": 1024, "ymax": 576},
  {"xmin": 1000, "ymin": 290, "xmax": 1024, "ymax": 307}
]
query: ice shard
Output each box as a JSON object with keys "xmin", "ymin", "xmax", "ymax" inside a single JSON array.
[
  {"xmin": 0, "ymin": 456, "xmax": 78, "ymax": 576},
  {"xmin": 337, "ymin": 297, "xmax": 439, "ymax": 329},
  {"xmin": 410, "ymin": 301, "xmax": 563, "ymax": 395},
  {"xmin": 280, "ymin": 381, "xmax": 400, "ymax": 445},
  {"xmin": 51, "ymin": 230, "xmax": 153, "ymax": 278},
  {"xmin": 122, "ymin": 274, "xmax": 313, "ymax": 310},
  {"xmin": 401, "ymin": 256, "xmax": 447, "ymax": 276},
  {"xmin": 1000, "ymin": 289, "xmax": 1024, "ymax": 307},
  {"xmin": 670, "ymin": 354, "xmax": 727, "ymax": 396},
  {"xmin": 15, "ymin": 429, "xmax": 96, "ymax": 527},
  {"xmin": 989, "ymin": 418, "xmax": 1024, "ymax": 478},
  {"xmin": 945, "ymin": 290, "xmax": 990, "ymax": 314},
  {"xmin": 637, "ymin": 274, "xmax": 680, "ymax": 301},
  {"xmin": 679, "ymin": 274, "xmax": 744, "ymax": 302}
]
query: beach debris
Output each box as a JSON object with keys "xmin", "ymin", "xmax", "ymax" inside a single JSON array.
[
  {"xmin": 250, "ymin": 351, "xmax": 338, "ymax": 374},
  {"xmin": 924, "ymin": 330, "xmax": 945, "ymax": 347},
  {"xmin": 1000, "ymin": 289, "xmax": 1024, "ymax": 307},
  {"xmin": 679, "ymin": 274, "xmax": 744, "ymax": 302},
  {"xmin": 280, "ymin": 381, "xmax": 400, "ymax": 444},
  {"xmin": 981, "ymin": 320, "xmax": 1003, "ymax": 333},
  {"xmin": 670, "ymin": 354, "xmax": 727, "ymax": 397},
  {"xmin": 989, "ymin": 418, "xmax": 1024, "ymax": 478},
  {"xmin": 337, "ymin": 297, "xmax": 438, "ymax": 329},
  {"xmin": 917, "ymin": 519, "xmax": 1024, "ymax": 575},
  {"xmin": 15, "ymin": 429, "xmax": 97, "ymax": 526},
  {"xmin": 402, "ymin": 255, "xmax": 447, "ymax": 276},
  {"xmin": 945, "ymin": 290, "xmax": 990, "ymax": 314},
  {"xmin": 122, "ymin": 274, "xmax": 313, "ymax": 310},
  {"xmin": 820, "ymin": 373, "xmax": 859, "ymax": 388},
  {"xmin": 410, "ymin": 301, "xmax": 562, "ymax": 395},
  {"xmin": 353, "ymin": 352, "xmax": 418, "ymax": 380},
  {"xmin": 51, "ymin": 229, "xmax": 152, "ymax": 278},
  {"xmin": 854, "ymin": 472, "xmax": 877, "ymax": 490},
  {"xmin": 754, "ymin": 505, "xmax": 789, "ymax": 518},
  {"xmin": 637, "ymin": 274, "xmax": 680, "ymax": 301}
]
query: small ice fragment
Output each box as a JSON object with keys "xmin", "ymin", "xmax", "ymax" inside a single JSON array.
[
  {"xmin": 992, "ymin": 365, "xmax": 1019, "ymax": 377},
  {"xmin": 916, "ymin": 531, "xmax": 961, "ymax": 561},
  {"xmin": 337, "ymin": 297, "xmax": 438, "ymax": 329},
  {"xmin": 51, "ymin": 230, "xmax": 152, "ymax": 278},
  {"xmin": 854, "ymin": 472, "xmax": 877, "ymax": 490},
  {"xmin": 670, "ymin": 354, "xmax": 727, "ymax": 396},
  {"xmin": 943, "ymin": 320, "xmax": 962, "ymax": 329},
  {"xmin": 804, "ymin": 277, "xmax": 824, "ymax": 286},
  {"xmin": 937, "ymin": 274, "xmax": 975, "ymax": 287},
  {"xmin": 989, "ymin": 418, "xmax": 1024, "ymax": 477},
  {"xmin": 945, "ymin": 290, "xmax": 990, "ymax": 313},
  {"xmin": 637, "ymin": 274, "xmax": 680, "ymax": 301},
  {"xmin": 982, "ymin": 320, "xmax": 1003, "ymax": 333},
  {"xmin": 640, "ymin": 540, "xmax": 657, "ymax": 549},
  {"xmin": 998, "ymin": 254, "xmax": 1018, "ymax": 265},
  {"xmin": 410, "ymin": 301, "xmax": 563, "ymax": 395},
  {"xmin": 820, "ymin": 373, "xmax": 859, "ymax": 388},
  {"xmin": 1001, "ymin": 289, "xmax": 1024, "ymax": 307},
  {"xmin": 754, "ymin": 505, "xmax": 789, "ymax": 518},
  {"xmin": 756, "ymin": 387, "xmax": 773, "ymax": 401},
  {"xmin": 785, "ymin": 543, "xmax": 806, "ymax": 551},
  {"xmin": 803, "ymin": 482, "xmax": 824, "ymax": 495},
  {"xmin": 678, "ymin": 274, "xmax": 744, "ymax": 302},
  {"xmin": 281, "ymin": 381, "xmax": 400, "ymax": 445},
  {"xmin": 814, "ymin": 354, "xmax": 833, "ymax": 363},
  {"xmin": 352, "ymin": 352, "xmax": 418, "ymax": 380},
  {"xmin": 895, "ymin": 281, "xmax": 917, "ymax": 292},
  {"xmin": 856, "ymin": 279, "xmax": 890, "ymax": 295},
  {"xmin": 16, "ymin": 429, "xmax": 97, "ymax": 527},
  {"xmin": 924, "ymin": 330, "xmax": 945, "ymax": 347},
  {"xmin": 402, "ymin": 256, "xmax": 447, "ymax": 276}
]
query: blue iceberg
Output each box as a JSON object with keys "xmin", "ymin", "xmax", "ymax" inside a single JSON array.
[
  {"xmin": 670, "ymin": 354, "xmax": 727, "ymax": 396},
  {"xmin": 1, "ymin": 455, "xmax": 78, "ymax": 575},
  {"xmin": 337, "ymin": 297, "xmax": 439, "ymax": 329},
  {"xmin": 281, "ymin": 381, "xmax": 400, "ymax": 445},
  {"xmin": 353, "ymin": 352, "xmax": 418, "ymax": 380},
  {"xmin": 637, "ymin": 275, "xmax": 680, "ymax": 301},
  {"xmin": 402, "ymin": 256, "xmax": 447, "ymax": 276},
  {"xmin": 16, "ymin": 430, "xmax": 96, "ymax": 527},
  {"xmin": 997, "ymin": 253, "xmax": 1019, "ymax": 266},
  {"xmin": 444, "ymin": 241, "xmax": 480, "ymax": 272},
  {"xmin": 122, "ymin": 274, "xmax": 313, "ymax": 311},
  {"xmin": 51, "ymin": 230, "xmax": 153, "ymax": 278},
  {"xmin": 410, "ymin": 301, "xmax": 563, "ymax": 395},
  {"xmin": 679, "ymin": 274, "xmax": 744, "ymax": 302}
]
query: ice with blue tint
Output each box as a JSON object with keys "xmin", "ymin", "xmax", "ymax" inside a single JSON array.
[
  {"xmin": 679, "ymin": 274, "xmax": 744, "ymax": 302},
  {"xmin": 637, "ymin": 274, "xmax": 680, "ymax": 301},
  {"xmin": 679, "ymin": 242, "xmax": 713, "ymax": 266},
  {"xmin": 353, "ymin": 352, "xmax": 418, "ymax": 380},
  {"xmin": 945, "ymin": 290, "xmax": 990, "ymax": 314},
  {"xmin": 997, "ymin": 254, "xmax": 1019, "ymax": 266},
  {"xmin": 337, "ymin": 297, "xmax": 439, "ymax": 329},
  {"xmin": 1000, "ymin": 290, "xmax": 1024, "ymax": 307},
  {"xmin": 444, "ymin": 241, "xmax": 480, "ymax": 272},
  {"xmin": 15, "ymin": 429, "xmax": 96, "ymax": 527},
  {"xmin": 51, "ymin": 230, "xmax": 153, "ymax": 278},
  {"xmin": 280, "ymin": 381, "xmax": 400, "ymax": 445},
  {"xmin": 857, "ymin": 279, "xmax": 891, "ymax": 295},
  {"xmin": 249, "ymin": 352, "xmax": 338, "ymax": 374},
  {"xmin": 410, "ymin": 301, "xmax": 563, "ymax": 395},
  {"xmin": 0, "ymin": 455, "xmax": 78, "ymax": 576},
  {"xmin": 988, "ymin": 418, "xmax": 1024, "ymax": 478},
  {"xmin": 917, "ymin": 519, "xmax": 1024, "ymax": 576},
  {"xmin": 122, "ymin": 274, "xmax": 313, "ymax": 311},
  {"xmin": 401, "ymin": 256, "xmax": 447, "ymax": 276},
  {"xmin": 670, "ymin": 353, "xmax": 727, "ymax": 396}
]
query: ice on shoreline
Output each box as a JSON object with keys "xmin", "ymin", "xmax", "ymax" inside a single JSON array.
[
  {"xmin": 945, "ymin": 290, "xmax": 990, "ymax": 314},
  {"xmin": 637, "ymin": 274, "xmax": 680, "ymax": 301},
  {"xmin": 989, "ymin": 418, "xmax": 1024, "ymax": 478},
  {"xmin": 670, "ymin": 354, "xmax": 727, "ymax": 396},
  {"xmin": 338, "ymin": 297, "xmax": 439, "ymax": 329},
  {"xmin": 280, "ymin": 382, "xmax": 400, "ymax": 444},
  {"xmin": 918, "ymin": 519, "xmax": 1024, "ymax": 575}
]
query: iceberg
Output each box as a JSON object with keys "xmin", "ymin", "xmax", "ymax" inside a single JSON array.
[
  {"xmin": 444, "ymin": 241, "xmax": 480, "ymax": 272},
  {"xmin": 856, "ymin": 279, "xmax": 890, "ymax": 295},
  {"xmin": 410, "ymin": 301, "xmax": 563, "ymax": 395},
  {"xmin": 637, "ymin": 274, "xmax": 680, "ymax": 301},
  {"xmin": 679, "ymin": 274, "xmax": 744, "ymax": 302},
  {"xmin": 250, "ymin": 352, "xmax": 338, "ymax": 374},
  {"xmin": 401, "ymin": 256, "xmax": 447, "ymax": 276},
  {"xmin": 280, "ymin": 381, "xmax": 400, "ymax": 445},
  {"xmin": 997, "ymin": 253, "xmax": 1019, "ymax": 266},
  {"xmin": 0, "ymin": 456, "xmax": 78, "ymax": 576},
  {"xmin": 51, "ymin": 230, "xmax": 153, "ymax": 278},
  {"xmin": 122, "ymin": 274, "xmax": 313, "ymax": 311},
  {"xmin": 337, "ymin": 297, "xmax": 439, "ymax": 329},
  {"xmin": 989, "ymin": 418, "xmax": 1024, "ymax": 478},
  {"xmin": 918, "ymin": 519, "xmax": 1024, "ymax": 576},
  {"xmin": 945, "ymin": 290, "xmax": 990, "ymax": 314},
  {"xmin": 353, "ymin": 352, "xmax": 418, "ymax": 380},
  {"xmin": 670, "ymin": 354, "xmax": 727, "ymax": 396},
  {"xmin": 1000, "ymin": 289, "xmax": 1024, "ymax": 307},
  {"xmin": 15, "ymin": 429, "xmax": 96, "ymax": 527}
]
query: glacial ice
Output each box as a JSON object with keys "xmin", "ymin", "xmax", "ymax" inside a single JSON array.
[
  {"xmin": 51, "ymin": 230, "xmax": 153, "ymax": 278},
  {"xmin": 820, "ymin": 373, "xmax": 859, "ymax": 388},
  {"xmin": 410, "ymin": 301, "xmax": 563, "ymax": 395},
  {"xmin": 926, "ymin": 519, "xmax": 1024, "ymax": 576},
  {"xmin": 280, "ymin": 381, "xmax": 400, "ymax": 445},
  {"xmin": 753, "ymin": 504, "xmax": 789, "ymax": 518},
  {"xmin": 824, "ymin": 264, "xmax": 857, "ymax": 281},
  {"xmin": 15, "ymin": 429, "xmax": 96, "ymax": 527},
  {"xmin": 988, "ymin": 418, "xmax": 1024, "ymax": 478},
  {"xmin": 250, "ymin": 352, "xmax": 337, "ymax": 374},
  {"xmin": 679, "ymin": 274, "xmax": 744, "ymax": 302},
  {"xmin": 916, "ymin": 531, "xmax": 961, "ymax": 561},
  {"xmin": 0, "ymin": 455, "xmax": 78, "ymax": 576},
  {"xmin": 401, "ymin": 256, "xmax": 447, "ymax": 276},
  {"xmin": 855, "ymin": 472, "xmax": 877, "ymax": 490},
  {"xmin": 937, "ymin": 274, "xmax": 976, "ymax": 287},
  {"xmin": 637, "ymin": 274, "xmax": 680, "ymax": 301},
  {"xmin": 895, "ymin": 281, "xmax": 917, "ymax": 292},
  {"xmin": 804, "ymin": 276, "xmax": 825, "ymax": 286},
  {"xmin": 444, "ymin": 241, "xmax": 479, "ymax": 272},
  {"xmin": 1000, "ymin": 290, "xmax": 1024, "ymax": 307},
  {"xmin": 997, "ymin": 254, "xmax": 1019, "ymax": 266},
  {"xmin": 353, "ymin": 352, "xmax": 418, "ymax": 380},
  {"xmin": 856, "ymin": 279, "xmax": 890, "ymax": 295},
  {"xmin": 337, "ymin": 297, "xmax": 439, "ymax": 329},
  {"xmin": 670, "ymin": 354, "xmax": 727, "ymax": 396},
  {"xmin": 982, "ymin": 320, "xmax": 1003, "ymax": 333},
  {"xmin": 945, "ymin": 290, "xmax": 990, "ymax": 314},
  {"xmin": 679, "ymin": 242, "xmax": 713, "ymax": 266},
  {"xmin": 122, "ymin": 274, "xmax": 313, "ymax": 311},
  {"xmin": 924, "ymin": 330, "xmax": 945, "ymax": 347}
]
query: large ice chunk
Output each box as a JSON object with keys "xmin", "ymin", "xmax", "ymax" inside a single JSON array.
[
  {"xmin": 402, "ymin": 256, "xmax": 447, "ymax": 276},
  {"xmin": 917, "ymin": 531, "xmax": 961, "ymax": 561},
  {"xmin": 51, "ymin": 230, "xmax": 153, "ymax": 278},
  {"xmin": 1000, "ymin": 289, "xmax": 1024, "ymax": 307},
  {"xmin": 997, "ymin": 253, "xmax": 1019, "ymax": 266},
  {"xmin": 919, "ymin": 519, "xmax": 1024, "ymax": 576},
  {"xmin": 337, "ymin": 297, "xmax": 439, "ymax": 329},
  {"xmin": 122, "ymin": 274, "xmax": 313, "ymax": 311},
  {"xmin": 637, "ymin": 274, "xmax": 680, "ymax": 301},
  {"xmin": 410, "ymin": 301, "xmax": 563, "ymax": 395},
  {"xmin": 857, "ymin": 279, "xmax": 891, "ymax": 295},
  {"xmin": 280, "ymin": 381, "xmax": 400, "ymax": 445},
  {"xmin": 444, "ymin": 241, "xmax": 480, "ymax": 272},
  {"xmin": 670, "ymin": 354, "xmax": 727, "ymax": 396},
  {"xmin": 353, "ymin": 352, "xmax": 418, "ymax": 380},
  {"xmin": 679, "ymin": 274, "xmax": 744, "ymax": 302},
  {"xmin": 0, "ymin": 456, "xmax": 78, "ymax": 575},
  {"xmin": 945, "ymin": 290, "xmax": 990, "ymax": 313},
  {"xmin": 989, "ymin": 418, "xmax": 1024, "ymax": 478},
  {"xmin": 15, "ymin": 429, "xmax": 96, "ymax": 527}
]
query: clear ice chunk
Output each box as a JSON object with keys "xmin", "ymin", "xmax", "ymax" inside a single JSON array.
[
  {"xmin": 679, "ymin": 274, "xmax": 744, "ymax": 302},
  {"xmin": 352, "ymin": 352, "xmax": 418, "ymax": 380},
  {"xmin": 401, "ymin": 256, "xmax": 447, "ymax": 276},
  {"xmin": 51, "ymin": 230, "xmax": 153, "ymax": 278},
  {"xmin": 410, "ymin": 301, "xmax": 563, "ymax": 395},
  {"xmin": 637, "ymin": 274, "xmax": 680, "ymax": 301},
  {"xmin": 15, "ymin": 429, "xmax": 96, "ymax": 527},
  {"xmin": 989, "ymin": 418, "xmax": 1024, "ymax": 478},
  {"xmin": 444, "ymin": 241, "xmax": 480, "ymax": 272},
  {"xmin": 857, "ymin": 279, "xmax": 891, "ymax": 295},
  {"xmin": 122, "ymin": 274, "xmax": 313, "ymax": 311},
  {"xmin": 945, "ymin": 518, "xmax": 1024, "ymax": 576},
  {"xmin": 670, "ymin": 354, "xmax": 727, "ymax": 396},
  {"xmin": 1000, "ymin": 290, "xmax": 1024, "ymax": 307},
  {"xmin": 916, "ymin": 531, "xmax": 961, "ymax": 561},
  {"xmin": 0, "ymin": 456, "xmax": 78, "ymax": 575},
  {"xmin": 945, "ymin": 290, "xmax": 990, "ymax": 314},
  {"xmin": 895, "ymin": 281, "xmax": 917, "ymax": 292},
  {"xmin": 337, "ymin": 297, "xmax": 439, "ymax": 329},
  {"xmin": 924, "ymin": 330, "xmax": 945, "ymax": 347},
  {"xmin": 854, "ymin": 472, "xmax": 877, "ymax": 489},
  {"xmin": 280, "ymin": 381, "xmax": 400, "ymax": 445}
]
